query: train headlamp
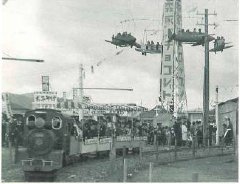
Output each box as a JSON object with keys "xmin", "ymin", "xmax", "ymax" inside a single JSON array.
[{"xmin": 35, "ymin": 117, "xmax": 45, "ymax": 128}]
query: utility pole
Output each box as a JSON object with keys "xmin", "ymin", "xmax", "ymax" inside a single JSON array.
[
  {"xmin": 215, "ymin": 86, "xmax": 219, "ymax": 145},
  {"xmin": 79, "ymin": 64, "xmax": 84, "ymax": 122},
  {"xmin": 172, "ymin": 0, "xmax": 176, "ymax": 119},
  {"xmin": 204, "ymin": 9, "xmax": 210, "ymax": 147},
  {"xmin": 197, "ymin": 9, "xmax": 217, "ymax": 146}
]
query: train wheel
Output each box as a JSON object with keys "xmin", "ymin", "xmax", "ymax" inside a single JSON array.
[
  {"xmin": 65, "ymin": 155, "xmax": 71, "ymax": 165},
  {"xmin": 106, "ymin": 150, "xmax": 110, "ymax": 157},
  {"xmin": 62, "ymin": 153, "xmax": 67, "ymax": 167},
  {"xmin": 126, "ymin": 148, "xmax": 129, "ymax": 155},
  {"xmin": 116, "ymin": 149, "xmax": 122, "ymax": 156},
  {"xmin": 96, "ymin": 152, "xmax": 100, "ymax": 158},
  {"xmin": 24, "ymin": 171, "xmax": 31, "ymax": 182},
  {"xmin": 79, "ymin": 154, "xmax": 83, "ymax": 161},
  {"xmin": 133, "ymin": 147, "xmax": 140, "ymax": 154}
]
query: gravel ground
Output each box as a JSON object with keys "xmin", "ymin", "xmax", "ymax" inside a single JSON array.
[
  {"xmin": 1, "ymin": 145, "xmax": 236, "ymax": 182},
  {"xmin": 1, "ymin": 147, "xmax": 24, "ymax": 182},
  {"xmin": 128, "ymin": 155, "xmax": 238, "ymax": 182}
]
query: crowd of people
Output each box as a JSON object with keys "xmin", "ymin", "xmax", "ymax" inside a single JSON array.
[
  {"xmin": 142, "ymin": 120, "xmax": 205, "ymax": 148},
  {"xmin": 77, "ymin": 115, "xmax": 233, "ymax": 149},
  {"xmin": 2, "ymin": 113, "xmax": 24, "ymax": 147},
  {"xmin": 2, "ymin": 113, "xmax": 234, "ymax": 149}
]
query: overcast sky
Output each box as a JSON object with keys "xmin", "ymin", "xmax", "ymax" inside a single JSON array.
[{"xmin": 2, "ymin": 0, "xmax": 239, "ymax": 110}]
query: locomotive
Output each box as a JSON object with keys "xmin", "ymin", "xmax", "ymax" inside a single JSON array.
[{"xmin": 20, "ymin": 109, "xmax": 147, "ymax": 181}]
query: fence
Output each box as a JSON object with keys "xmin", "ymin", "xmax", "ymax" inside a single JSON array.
[{"xmin": 101, "ymin": 136, "xmax": 235, "ymax": 182}]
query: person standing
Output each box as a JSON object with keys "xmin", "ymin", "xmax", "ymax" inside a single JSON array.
[
  {"xmin": 181, "ymin": 122, "xmax": 188, "ymax": 146},
  {"xmin": 196, "ymin": 122, "xmax": 203, "ymax": 148},
  {"xmin": 162, "ymin": 126, "xmax": 167, "ymax": 146},
  {"xmin": 223, "ymin": 117, "xmax": 233, "ymax": 146},
  {"xmin": 166, "ymin": 127, "xmax": 171, "ymax": 148},
  {"xmin": 148, "ymin": 124, "xmax": 155, "ymax": 145},
  {"xmin": 187, "ymin": 120, "xmax": 191, "ymax": 132},
  {"xmin": 156, "ymin": 123, "xmax": 162, "ymax": 146},
  {"xmin": 173, "ymin": 121, "xmax": 182, "ymax": 146},
  {"xmin": 190, "ymin": 121, "xmax": 197, "ymax": 147},
  {"xmin": 2, "ymin": 115, "xmax": 7, "ymax": 147}
]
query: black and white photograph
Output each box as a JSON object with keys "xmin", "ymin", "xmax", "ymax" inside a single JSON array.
[{"xmin": 2, "ymin": 0, "xmax": 238, "ymax": 182}]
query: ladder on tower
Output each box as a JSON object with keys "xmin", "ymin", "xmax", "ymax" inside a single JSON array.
[
  {"xmin": 2, "ymin": 93, "xmax": 15, "ymax": 163},
  {"xmin": 2, "ymin": 93, "xmax": 13, "ymax": 121}
]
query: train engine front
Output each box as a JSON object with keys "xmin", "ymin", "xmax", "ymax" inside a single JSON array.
[{"xmin": 21, "ymin": 109, "xmax": 73, "ymax": 181}]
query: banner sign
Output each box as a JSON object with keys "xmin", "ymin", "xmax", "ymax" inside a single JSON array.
[
  {"xmin": 160, "ymin": 1, "xmax": 175, "ymax": 104},
  {"xmin": 57, "ymin": 103, "xmax": 145, "ymax": 117},
  {"xmin": 34, "ymin": 91, "xmax": 57, "ymax": 102},
  {"xmin": 116, "ymin": 136, "xmax": 131, "ymax": 142},
  {"xmin": 133, "ymin": 136, "xmax": 147, "ymax": 141},
  {"xmin": 99, "ymin": 138, "xmax": 112, "ymax": 144},
  {"xmin": 160, "ymin": 0, "xmax": 186, "ymax": 113},
  {"xmin": 33, "ymin": 91, "xmax": 57, "ymax": 109},
  {"xmin": 84, "ymin": 138, "xmax": 98, "ymax": 145}
]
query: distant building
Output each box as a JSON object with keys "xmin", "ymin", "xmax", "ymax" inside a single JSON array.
[
  {"xmin": 187, "ymin": 108, "xmax": 203, "ymax": 123},
  {"xmin": 187, "ymin": 108, "xmax": 215, "ymax": 124},
  {"xmin": 139, "ymin": 106, "xmax": 172, "ymax": 127}
]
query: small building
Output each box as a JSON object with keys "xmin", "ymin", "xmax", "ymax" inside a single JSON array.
[
  {"xmin": 139, "ymin": 106, "xmax": 172, "ymax": 127},
  {"xmin": 217, "ymin": 97, "xmax": 238, "ymax": 138},
  {"xmin": 153, "ymin": 112, "xmax": 173, "ymax": 127}
]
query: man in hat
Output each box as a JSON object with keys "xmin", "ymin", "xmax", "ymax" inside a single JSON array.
[
  {"xmin": 223, "ymin": 117, "xmax": 233, "ymax": 146},
  {"xmin": 156, "ymin": 123, "xmax": 162, "ymax": 146},
  {"xmin": 173, "ymin": 121, "xmax": 182, "ymax": 146}
]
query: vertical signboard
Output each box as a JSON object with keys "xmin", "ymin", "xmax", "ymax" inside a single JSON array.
[
  {"xmin": 73, "ymin": 88, "xmax": 78, "ymax": 108},
  {"xmin": 160, "ymin": 0, "xmax": 186, "ymax": 114},
  {"xmin": 42, "ymin": 76, "xmax": 49, "ymax": 92},
  {"xmin": 174, "ymin": 1, "xmax": 187, "ymax": 113},
  {"xmin": 63, "ymin": 92, "xmax": 66, "ymax": 101},
  {"xmin": 160, "ymin": 0, "xmax": 175, "ymax": 108},
  {"xmin": 73, "ymin": 89, "xmax": 78, "ymax": 101}
]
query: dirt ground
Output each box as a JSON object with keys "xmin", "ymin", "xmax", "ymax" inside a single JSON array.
[
  {"xmin": 1, "ymin": 146, "xmax": 238, "ymax": 182},
  {"xmin": 128, "ymin": 155, "xmax": 238, "ymax": 182},
  {"xmin": 1, "ymin": 147, "xmax": 116, "ymax": 182},
  {"xmin": 1, "ymin": 147, "xmax": 24, "ymax": 182}
]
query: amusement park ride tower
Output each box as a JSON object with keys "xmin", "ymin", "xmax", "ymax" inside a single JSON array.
[{"xmin": 160, "ymin": 0, "xmax": 187, "ymax": 117}]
